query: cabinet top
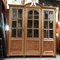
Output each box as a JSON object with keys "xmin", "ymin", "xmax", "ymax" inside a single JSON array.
[{"xmin": 9, "ymin": 3, "xmax": 58, "ymax": 10}]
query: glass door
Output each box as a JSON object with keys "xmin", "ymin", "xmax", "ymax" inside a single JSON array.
[
  {"xmin": 44, "ymin": 11, "xmax": 53, "ymax": 39},
  {"xmin": 9, "ymin": 8, "xmax": 24, "ymax": 55},
  {"xmin": 42, "ymin": 9, "xmax": 55, "ymax": 55},
  {"xmin": 25, "ymin": 9, "xmax": 41, "ymax": 55}
]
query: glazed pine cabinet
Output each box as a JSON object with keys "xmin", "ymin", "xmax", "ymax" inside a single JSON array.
[{"xmin": 8, "ymin": 3, "xmax": 56, "ymax": 56}]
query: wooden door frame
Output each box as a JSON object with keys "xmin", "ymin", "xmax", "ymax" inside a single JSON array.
[
  {"xmin": 8, "ymin": 6, "xmax": 25, "ymax": 56},
  {"xmin": 24, "ymin": 8, "xmax": 42, "ymax": 55},
  {"xmin": 42, "ymin": 9, "xmax": 56, "ymax": 56}
]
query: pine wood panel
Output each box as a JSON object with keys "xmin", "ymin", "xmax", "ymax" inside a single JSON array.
[
  {"xmin": 43, "ymin": 41, "xmax": 54, "ymax": 51},
  {"xmin": 10, "ymin": 40, "xmax": 22, "ymax": 51},
  {"xmin": 25, "ymin": 40, "xmax": 39, "ymax": 51}
]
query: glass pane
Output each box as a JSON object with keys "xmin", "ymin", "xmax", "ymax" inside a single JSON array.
[
  {"xmin": 27, "ymin": 20, "xmax": 32, "ymax": 28},
  {"xmin": 28, "ymin": 10, "xmax": 33, "ymax": 15},
  {"xmin": 18, "ymin": 29, "xmax": 22, "ymax": 37},
  {"xmin": 12, "ymin": 9, "xmax": 17, "ymax": 20},
  {"xmin": 28, "ymin": 10, "xmax": 33, "ymax": 19},
  {"xmin": 34, "ymin": 29, "xmax": 39, "ymax": 37},
  {"xmin": 34, "ymin": 16, "xmax": 39, "ymax": 19},
  {"xmin": 12, "ymin": 29, "xmax": 16, "ymax": 37},
  {"xmin": 49, "ymin": 11, "xmax": 53, "ymax": 29},
  {"xmin": 34, "ymin": 20, "xmax": 39, "ymax": 28},
  {"xmin": 44, "ymin": 21, "xmax": 48, "ymax": 29},
  {"xmin": 49, "ymin": 21, "xmax": 53, "ymax": 29},
  {"xmin": 49, "ymin": 11, "xmax": 53, "ymax": 23},
  {"xmin": 34, "ymin": 11, "xmax": 39, "ymax": 19},
  {"xmin": 49, "ymin": 30, "xmax": 53, "ymax": 38},
  {"xmin": 28, "ymin": 15, "xmax": 32, "ymax": 19},
  {"xmin": 12, "ymin": 21, "xmax": 16, "ymax": 28},
  {"xmin": 18, "ymin": 9, "xmax": 22, "ymax": 18},
  {"xmin": 44, "ymin": 11, "xmax": 48, "ymax": 19},
  {"xmin": 44, "ymin": 30, "xmax": 48, "ymax": 38},
  {"xmin": 27, "ymin": 29, "xmax": 32, "ymax": 37},
  {"xmin": 34, "ymin": 10, "xmax": 39, "ymax": 15},
  {"xmin": 18, "ymin": 20, "xmax": 22, "ymax": 28}
]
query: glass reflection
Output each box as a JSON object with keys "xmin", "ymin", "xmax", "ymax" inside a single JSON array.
[
  {"xmin": 12, "ymin": 29, "xmax": 16, "ymax": 37},
  {"xmin": 49, "ymin": 11, "xmax": 53, "ymax": 23},
  {"xmin": 12, "ymin": 9, "xmax": 17, "ymax": 20},
  {"xmin": 18, "ymin": 20, "xmax": 22, "ymax": 28},
  {"xmin": 49, "ymin": 21, "xmax": 53, "ymax": 29},
  {"xmin": 12, "ymin": 21, "xmax": 16, "ymax": 28},
  {"xmin": 27, "ymin": 20, "xmax": 32, "ymax": 28},
  {"xmin": 18, "ymin": 9, "xmax": 22, "ymax": 18},
  {"xmin": 34, "ymin": 29, "xmax": 39, "ymax": 37},
  {"xmin": 44, "ymin": 21, "xmax": 48, "ymax": 29},
  {"xmin": 44, "ymin": 11, "xmax": 48, "ymax": 19},
  {"xmin": 27, "ymin": 29, "xmax": 32, "ymax": 37},
  {"xmin": 49, "ymin": 30, "xmax": 53, "ymax": 38},
  {"xmin": 34, "ymin": 20, "xmax": 39, "ymax": 28},
  {"xmin": 18, "ymin": 29, "xmax": 22, "ymax": 37}
]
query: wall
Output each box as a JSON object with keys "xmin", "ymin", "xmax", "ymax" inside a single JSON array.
[
  {"xmin": 56, "ymin": 11, "xmax": 60, "ymax": 52},
  {"xmin": 7, "ymin": 0, "xmax": 39, "ymax": 9}
]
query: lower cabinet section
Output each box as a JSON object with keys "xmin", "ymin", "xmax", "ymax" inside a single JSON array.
[
  {"xmin": 25, "ymin": 40, "xmax": 40, "ymax": 55},
  {"xmin": 10, "ymin": 40, "xmax": 22, "ymax": 52},
  {"xmin": 42, "ymin": 41, "xmax": 55, "ymax": 56},
  {"xmin": 7, "ymin": 40, "xmax": 56, "ymax": 56}
]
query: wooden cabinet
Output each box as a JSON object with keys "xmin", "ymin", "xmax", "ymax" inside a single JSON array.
[
  {"xmin": 8, "ymin": 3, "xmax": 56, "ymax": 56},
  {"xmin": 42, "ymin": 9, "xmax": 56, "ymax": 56}
]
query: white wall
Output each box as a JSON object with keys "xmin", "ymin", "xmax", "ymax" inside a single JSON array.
[
  {"xmin": 7, "ymin": 0, "xmax": 22, "ymax": 9},
  {"xmin": 7, "ymin": 0, "xmax": 39, "ymax": 9},
  {"xmin": 25, "ymin": 0, "xmax": 39, "ymax": 4}
]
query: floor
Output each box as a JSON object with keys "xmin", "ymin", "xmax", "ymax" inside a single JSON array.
[{"xmin": 4, "ymin": 55, "xmax": 60, "ymax": 60}]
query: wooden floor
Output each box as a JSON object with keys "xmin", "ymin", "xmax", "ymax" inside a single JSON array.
[{"xmin": 4, "ymin": 55, "xmax": 60, "ymax": 60}]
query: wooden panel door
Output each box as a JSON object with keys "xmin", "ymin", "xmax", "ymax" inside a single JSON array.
[
  {"xmin": 42, "ymin": 9, "xmax": 56, "ymax": 56},
  {"xmin": 25, "ymin": 9, "xmax": 41, "ymax": 55},
  {"xmin": 8, "ymin": 8, "xmax": 24, "ymax": 56}
]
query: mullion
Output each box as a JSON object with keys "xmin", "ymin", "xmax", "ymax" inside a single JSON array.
[
  {"xmin": 32, "ymin": 10, "xmax": 34, "ymax": 38},
  {"xmin": 44, "ymin": 30, "xmax": 48, "ymax": 38},
  {"xmin": 16, "ymin": 9, "xmax": 18, "ymax": 37},
  {"xmin": 48, "ymin": 11, "xmax": 49, "ymax": 38}
]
